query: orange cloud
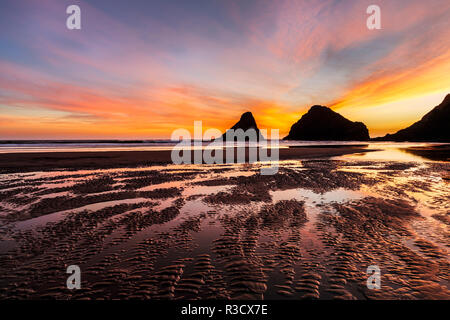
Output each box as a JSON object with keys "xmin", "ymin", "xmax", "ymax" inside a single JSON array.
[{"xmin": 1, "ymin": 0, "xmax": 450, "ymax": 139}]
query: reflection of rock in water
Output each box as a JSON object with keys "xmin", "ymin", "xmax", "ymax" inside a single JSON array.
[{"xmin": 0, "ymin": 161, "xmax": 449, "ymax": 299}]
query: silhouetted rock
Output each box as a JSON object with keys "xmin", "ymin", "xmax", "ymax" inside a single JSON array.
[
  {"xmin": 222, "ymin": 112, "xmax": 263, "ymax": 141},
  {"xmin": 284, "ymin": 105, "xmax": 370, "ymax": 141},
  {"xmin": 374, "ymin": 94, "xmax": 450, "ymax": 142}
]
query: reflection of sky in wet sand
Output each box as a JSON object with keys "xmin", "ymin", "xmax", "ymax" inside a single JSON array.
[
  {"xmin": 272, "ymin": 188, "xmax": 367, "ymax": 205},
  {"xmin": 337, "ymin": 142, "xmax": 447, "ymax": 162},
  {"xmin": 0, "ymin": 142, "xmax": 448, "ymax": 299},
  {"xmin": 2, "ymin": 154, "xmax": 448, "ymax": 249}
]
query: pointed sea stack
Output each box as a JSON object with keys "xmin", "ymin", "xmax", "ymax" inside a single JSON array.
[
  {"xmin": 375, "ymin": 94, "xmax": 450, "ymax": 142},
  {"xmin": 284, "ymin": 105, "xmax": 370, "ymax": 141},
  {"xmin": 222, "ymin": 112, "xmax": 263, "ymax": 141}
]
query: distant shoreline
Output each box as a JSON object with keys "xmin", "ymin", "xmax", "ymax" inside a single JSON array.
[
  {"xmin": 0, "ymin": 145, "xmax": 375, "ymax": 173},
  {"xmin": 0, "ymin": 139, "xmax": 173, "ymax": 144},
  {"xmin": 1, "ymin": 138, "xmax": 449, "ymax": 145}
]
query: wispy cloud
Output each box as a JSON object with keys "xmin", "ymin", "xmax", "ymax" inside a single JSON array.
[{"xmin": 0, "ymin": 0, "xmax": 449, "ymax": 138}]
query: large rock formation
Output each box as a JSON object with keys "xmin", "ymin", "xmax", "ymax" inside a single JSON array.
[
  {"xmin": 222, "ymin": 111, "xmax": 263, "ymax": 141},
  {"xmin": 375, "ymin": 94, "xmax": 450, "ymax": 142},
  {"xmin": 284, "ymin": 105, "xmax": 370, "ymax": 141}
]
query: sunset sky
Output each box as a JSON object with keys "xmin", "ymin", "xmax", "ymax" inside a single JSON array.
[{"xmin": 0, "ymin": 0, "xmax": 449, "ymax": 139}]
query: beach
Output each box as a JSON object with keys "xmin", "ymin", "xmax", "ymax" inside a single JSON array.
[
  {"xmin": 0, "ymin": 143, "xmax": 449, "ymax": 299},
  {"xmin": 0, "ymin": 144, "xmax": 374, "ymax": 173},
  {"xmin": 1, "ymin": 0, "xmax": 449, "ymax": 306}
]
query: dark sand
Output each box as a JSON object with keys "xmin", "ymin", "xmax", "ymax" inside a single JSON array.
[
  {"xmin": 403, "ymin": 144, "xmax": 450, "ymax": 161},
  {"xmin": 0, "ymin": 145, "xmax": 449, "ymax": 300},
  {"xmin": 0, "ymin": 145, "xmax": 373, "ymax": 173}
]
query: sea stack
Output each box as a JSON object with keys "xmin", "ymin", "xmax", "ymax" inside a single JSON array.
[
  {"xmin": 222, "ymin": 111, "xmax": 263, "ymax": 141},
  {"xmin": 375, "ymin": 94, "xmax": 450, "ymax": 142},
  {"xmin": 284, "ymin": 105, "xmax": 370, "ymax": 141}
]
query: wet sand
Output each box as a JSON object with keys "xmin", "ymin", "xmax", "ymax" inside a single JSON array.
[
  {"xmin": 403, "ymin": 144, "xmax": 450, "ymax": 161},
  {"xmin": 0, "ymin": 145, "xmax": 373, "ymax": 173},
  {"xmin": 0, "ymin": 147, "xmax": 449, "ymax": 300}
]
